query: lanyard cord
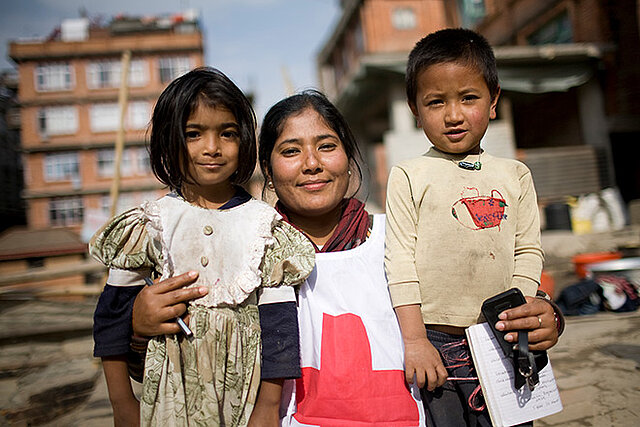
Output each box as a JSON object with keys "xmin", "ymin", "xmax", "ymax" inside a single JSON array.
[{"xmin": 440, "ymin": 339, "xmax": 486, "ymax": 412}]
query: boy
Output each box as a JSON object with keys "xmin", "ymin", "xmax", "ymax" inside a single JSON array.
[{"xmin": 384, "ymin": 28, "xmax": 545, "ymax": 426}]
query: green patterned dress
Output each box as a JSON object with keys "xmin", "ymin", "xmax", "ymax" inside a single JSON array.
[{"xmin": 90, "ymin": 193, "xmax": 315, "ymax": 426}]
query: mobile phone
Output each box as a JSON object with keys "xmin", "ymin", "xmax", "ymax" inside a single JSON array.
[{"xmin": 481, "ymin": 288, "xmax": 526, "ymax": 357}]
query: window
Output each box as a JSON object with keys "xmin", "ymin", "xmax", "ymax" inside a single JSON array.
[
  {"xmin": 86, "ymin": 59, "xmax": 147, "ymax": 89},
  {"xmin": 35, "ymin": 63, "xmax": 73, "ymax": 91},
  {"xmin": 49, "ymin": 197, "xmax": 83, "ymax": 226},
  {"xmin": 90, "ymin": 104, "xmax": 119, "ymax": 133},
  {"xmin": 97, "ymin": 147, "xmax": 150, "ymax": 177},
  {"xmin": 391, "ymin": 8, "xmax": 417, "ymax": 30},
  {"xmin": 457, "ymin": 0, "xmax": 486, "ymax": 28},
  {"xmin": 129, "ymin": 60, "xmax": 147, "ymax": 86},
  {"xmin": 527, "ymin": 11, "xmax": 572, "ymax": 45},
  {"xmin": 27, "ymin": 257, "xmax": 45, "ymax": 269},
  {"xmin": 159, "ymin": 56, "xmax": 192, "ymax": 83},
  {"xmin": 128, "ymin": 101, "xmax": 151, "ymax": 130},
  {"xmin": 90, "ymin": 101, "xmax": 150, "ymax": 132},
  {"xmin": 100, "ymin": 191, "xmax": 156, "ymax": 216},
  {"xmin": 44, "ymin": 152, "xmax": 79, "ymax": 182},
  {"xmin": 38, "ymin": 106, "xmax": 78, "ymax": 136},
  {"xmin": 136, "ymin": 147, "xmax": 151, "ymax": 174},
  {"xmin": 97, "ymin": 148, "xmax": 131, "ymax": 177}
]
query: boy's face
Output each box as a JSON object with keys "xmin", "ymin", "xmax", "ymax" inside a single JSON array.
[{"xmin": 409, "ymin": 62, "xmax": 499, "ymax": 155}]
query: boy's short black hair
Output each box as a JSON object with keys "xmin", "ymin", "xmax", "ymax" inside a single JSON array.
[
  {"xmin": 406, "ymin": 28, "xmax": 499, "ymax": 106},
  {"xmin": 149, "ymin": 67, "xmax": 256, "ymax": 191}
]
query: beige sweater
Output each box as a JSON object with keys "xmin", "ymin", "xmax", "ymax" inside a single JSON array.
[{"xmin": 385, "ymin": 148, "xmax": 544, "ymax": 327}]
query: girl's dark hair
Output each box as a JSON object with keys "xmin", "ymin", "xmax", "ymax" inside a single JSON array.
[
  {"xmin": 149, "ymin": 67, "xmax": 256, "ymax": 191},
  {"xmin": 258, "ymin": 89, "xmax": 363, "ymax": 191},
  {"xmin": 406, "ymin": 28, "xmax": 499, "ymax": 106}
]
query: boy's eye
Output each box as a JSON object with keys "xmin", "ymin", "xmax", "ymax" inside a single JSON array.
[
  {"xmin": 462, "ymin": 94, "xmax": 479, "ymax": 102},
  {"xmin": 427, "ymin": 99, "xmax": 443, "ymax": 106}
]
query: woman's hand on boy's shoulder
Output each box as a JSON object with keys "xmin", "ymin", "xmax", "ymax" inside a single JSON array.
[{"xmin": 496, "ymin": 296, "xmax": 559, "ymax": 351}]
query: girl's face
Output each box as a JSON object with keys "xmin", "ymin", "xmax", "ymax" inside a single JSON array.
[
  {"xmin": 183, "ymin": 102, "xmax": 239, "ymax": 205},
  {"xmin": 268, "ymin": 107, "xmax": 350, "ymax": 221}
]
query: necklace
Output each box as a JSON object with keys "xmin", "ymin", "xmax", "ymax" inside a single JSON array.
[{"xmin": 451, "ymin": 151, "xmax": 482, "ymax": 171}]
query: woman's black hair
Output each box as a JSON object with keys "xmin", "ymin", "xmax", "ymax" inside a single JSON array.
[
  {"xmin": 258, "ymin": 89, "xmax": 363, "ymax": 193},
  {"xmin": 149, "ymin": 67, "xmax": 256, "ymax": 191}
]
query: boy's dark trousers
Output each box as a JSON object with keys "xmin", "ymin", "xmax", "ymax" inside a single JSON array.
[
  {"xmin": 422, "ymin": 328, "xmax": 492, "ymax": 427},
  {"xmin": 421, "ymin": 328, "xmax": 533, "ymax": 427}
]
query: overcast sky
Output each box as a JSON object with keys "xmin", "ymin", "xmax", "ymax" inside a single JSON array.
[{"xmin": 0, "ymin": 0, "xmax": 340, "ymax": 118}]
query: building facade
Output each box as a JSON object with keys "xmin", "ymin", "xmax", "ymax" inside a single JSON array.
[
  {"xmin": 9, "ymin": 12, "xmax": 204, "ymax": 233},
  {"xmin": 317, "ymin": 0, "xmax": 640, "ymax": 214},
  {"xmin": 0, "ymin": 70, "xmax": 25, "ymax": 232}
]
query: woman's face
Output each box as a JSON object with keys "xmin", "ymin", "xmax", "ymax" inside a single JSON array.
[{"xmin": 268, "ymin": 107, "xmax": 350, "ymax": 220}]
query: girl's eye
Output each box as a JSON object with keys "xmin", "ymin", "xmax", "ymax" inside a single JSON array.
[
  {"xmin": 221, "ymin": 130, "xmax": 239, "ymax": 139},
  {"xmin": 185, "ymin": 131, "xmax": 200, "ymax": 139}
]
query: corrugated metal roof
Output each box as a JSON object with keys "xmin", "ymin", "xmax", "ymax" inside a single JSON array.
[
  {"xmin": 520, "ymin": 146, "xmax": 601, "ymax": 202},
  {"xmin": 0, "ymin": 228, "xmax": 86, "ymax": 260}
]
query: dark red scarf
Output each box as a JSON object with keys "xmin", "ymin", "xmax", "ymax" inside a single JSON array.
[{"xmin": 275, "ymin": 198, "xmax": 370, "ymax": 253}]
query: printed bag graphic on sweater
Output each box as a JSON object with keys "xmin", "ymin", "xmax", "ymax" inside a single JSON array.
[{"xmin": 451, "ymin": 187, "xmax": 507, "ymax": 230}]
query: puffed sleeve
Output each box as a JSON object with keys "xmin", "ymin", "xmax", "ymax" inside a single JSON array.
[
  {"xmin": 90, "ymin": 206, "xmax": 162, "ymax": 358},
  {"xmin": 258, "ymin": 220, "xmax": 315, "ymax": 379},
  {"xmin": 260, "ymin": 219, "xmax": 315, "ymax": 289},
  {"xmin": 89, "ymin": 205, "xmax": 162, "ymax": 276}
]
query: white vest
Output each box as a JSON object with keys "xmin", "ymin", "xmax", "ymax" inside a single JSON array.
[
  {"xmin": 150, "ymin": 194, "xmax": 278, "ymax": 306},
  {"xmin": 281, "ymin": 214, "xmax": 425, "ymax": 426}
]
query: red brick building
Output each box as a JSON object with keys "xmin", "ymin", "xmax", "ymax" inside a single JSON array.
[
  {"xmin": 9, "ymin": 12, "xmax": 204, "ymax": 233},
  {"xmin": 3, "ymin": 12, "xmax": 204, "ymax": 291},
  {"xmin": 317, "ymin": 0, "xmax": 640, "ymax": 213}
]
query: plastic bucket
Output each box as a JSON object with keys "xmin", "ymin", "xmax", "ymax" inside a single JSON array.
[
  {"xmin": 572, "ymin": 252, "xmax": 622, "ymax": 278},
  {"xmin": 539, "ymin": 270, "xmax": 555, "ymax": 298},
  {"xmin": 586, "ymin": 257, "xmax": 640, "ymax": 283}
]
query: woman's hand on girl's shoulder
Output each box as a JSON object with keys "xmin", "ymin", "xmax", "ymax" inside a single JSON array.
[{"xmin": 132, "ymin": 271, "xmax": 207, "ymax": 336}]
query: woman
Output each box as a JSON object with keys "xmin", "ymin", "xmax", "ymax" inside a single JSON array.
[{"xmin": 132, "ymin": 90, "xmax": 562, "ymax": 425}]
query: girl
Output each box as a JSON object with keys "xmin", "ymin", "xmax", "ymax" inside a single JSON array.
[{"xmin": 90, "ymin": 67, "xmax": 315, "ymax": 426}]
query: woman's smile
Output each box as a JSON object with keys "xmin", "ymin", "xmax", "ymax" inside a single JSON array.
[{"xmin": 299, "ymin": 179, "xmax": 330, "ymax": 191}]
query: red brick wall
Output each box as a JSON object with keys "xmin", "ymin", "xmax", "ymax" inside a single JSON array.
[{"xmin": 361, "ymin": 0, "xmax": 449, "ymax": 53}]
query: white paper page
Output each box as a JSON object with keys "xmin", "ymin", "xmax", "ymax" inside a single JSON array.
[{"xmin": 466, "ymin": 323, "xmax": 563, "ymax": 427}]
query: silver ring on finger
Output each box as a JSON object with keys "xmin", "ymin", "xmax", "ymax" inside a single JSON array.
[{"xmin": 537, "ymin": 316, "xmax": 543, "ymax": 328}]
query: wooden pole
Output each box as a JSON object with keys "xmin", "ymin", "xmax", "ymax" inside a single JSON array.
[
  {"xmin": 109, "ymin": 50, "xmax": 131, "ymax": 218},
  {"xmin": 281, "ymin": 66, "xmax": 295, "ymax": 96}
]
